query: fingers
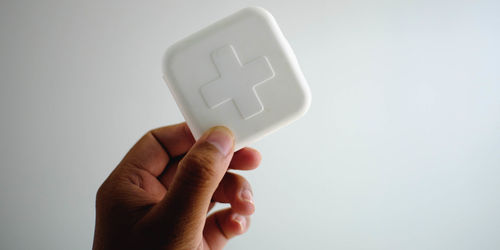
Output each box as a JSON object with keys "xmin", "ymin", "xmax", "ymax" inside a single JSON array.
[
  {"xmin": 158, "ymin": 162, "xmax": 256, "ymax": 215},
  {"xmin": 204, "ymin": 208, "xmax": 250, "ymax": 250},
  {"xmin": 229, "ymin": 148, "xmax": 262, "ymax": 170},
  {"xmin": 144, "ymin": 126, "xmax": 235, "ymax": 237},
  {"xmin": 160, "ymin": 167, "xmax": 256, "ymax": 215},
  {"xmin": 157, "ymin": 147, "xmax": 261, "ymax": 189},
  {"xmin": 211, "ymin": 172, "xmax": 255, "ymax": 215},
  {"xmin": 119, "ymin": 122, "xmax": 195, "ymax": 176},
  {"xmin": 150, "ymin": 122, "xmax": 195, "ymax": 157}
]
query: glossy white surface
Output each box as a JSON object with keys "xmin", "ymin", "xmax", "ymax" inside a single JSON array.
[{"xmin": 0, "ymin": 1, "xmax": 499, "ymax": 250}]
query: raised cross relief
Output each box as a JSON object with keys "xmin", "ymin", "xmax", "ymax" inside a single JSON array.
[{"xmin": 200, "ymin": 45, "xmax": 275, "ymax": 120}]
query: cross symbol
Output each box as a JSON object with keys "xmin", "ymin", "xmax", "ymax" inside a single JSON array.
[{"xmin": 200, "ymin": 45, "xmax": 275, "ymax": 120}]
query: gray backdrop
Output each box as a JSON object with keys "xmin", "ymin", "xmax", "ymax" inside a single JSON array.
[{"xmin": 1, "ymin": 0, "xmax": 499, "ymax": 249}]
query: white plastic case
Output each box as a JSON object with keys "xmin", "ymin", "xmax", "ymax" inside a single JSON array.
[{"xmin": 163, "ymin": 7, "xmax": 311, "ymax": 150}]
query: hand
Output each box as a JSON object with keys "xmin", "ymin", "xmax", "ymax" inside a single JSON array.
[{"xmin": 93, "ymin": 123, "xmax": 261, "ymax": 250}]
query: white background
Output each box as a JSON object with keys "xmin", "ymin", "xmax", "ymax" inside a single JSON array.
[{"xmin": 1, "ymin": 0, "xmax": 499, "ymax": 249}]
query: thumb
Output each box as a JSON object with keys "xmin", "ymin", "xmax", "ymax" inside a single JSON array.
[
  {"xmin": 141, "ymin": 126, "xmax": 235, "ymax": 244},
  {"xmin": 168, "ymin": 126, "xmax": 235, "ymax": 212}
]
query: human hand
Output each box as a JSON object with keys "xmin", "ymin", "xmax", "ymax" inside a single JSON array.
[{"xmin": 93, "ymin": 123, "xmax": 261, "ymax": 250}]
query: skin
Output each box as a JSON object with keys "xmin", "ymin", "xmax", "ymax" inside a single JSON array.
[{"xmin": 93, "ymin": 123, "xmax": 261, "ymax": 250}]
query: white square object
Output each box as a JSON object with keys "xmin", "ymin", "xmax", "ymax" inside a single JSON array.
[{"xmin": 163, "ymin": 7, "xmax": 311, "ymax": 150}]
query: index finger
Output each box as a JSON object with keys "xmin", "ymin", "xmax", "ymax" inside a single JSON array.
[{"xmin": 120, "ymin": 122, "xmax": 195, "ymax": 176}]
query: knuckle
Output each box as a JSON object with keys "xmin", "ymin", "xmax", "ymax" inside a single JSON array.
[
  {"xmin": 225, "ymin": 172, "xmax": 246, "ymax": 186},
  {"xmin": 96, "ymin": 185, "xmax": 104, "ymax": 200},
  {"xmin": 177, "ymin": 142, "xmax": 223, "ymax": 187},
  {"xmin": 182, "ymin": 150, "xmax": 218, "ymax": 179},
  {"xmin": 95, "ymin": 182, "xmax": 110, "ymax": 208}
]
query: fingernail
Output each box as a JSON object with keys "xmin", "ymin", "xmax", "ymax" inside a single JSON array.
[
  {"xmin": 206, "ymin": 127, "xmax": 234, "ymax": 156},
  {"xmin": 232, "ymin": 214, "xmax": 246, "ymax": 231},
  {"xmin": 241, "ymin": 189, "xmax": 254, "ymax": 204}
]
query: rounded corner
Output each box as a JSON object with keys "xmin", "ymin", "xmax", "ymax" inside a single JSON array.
[
  {"xmin": 296, "ymin": 84, "xmax": 312, "ymax": 118},
  {"xmin": 162, "ymin": 43, "xmax": 182, "ymax": 76},
  {"xmin": 242, "ymin": 6, "xmax": 277, "ymax": 24}
]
